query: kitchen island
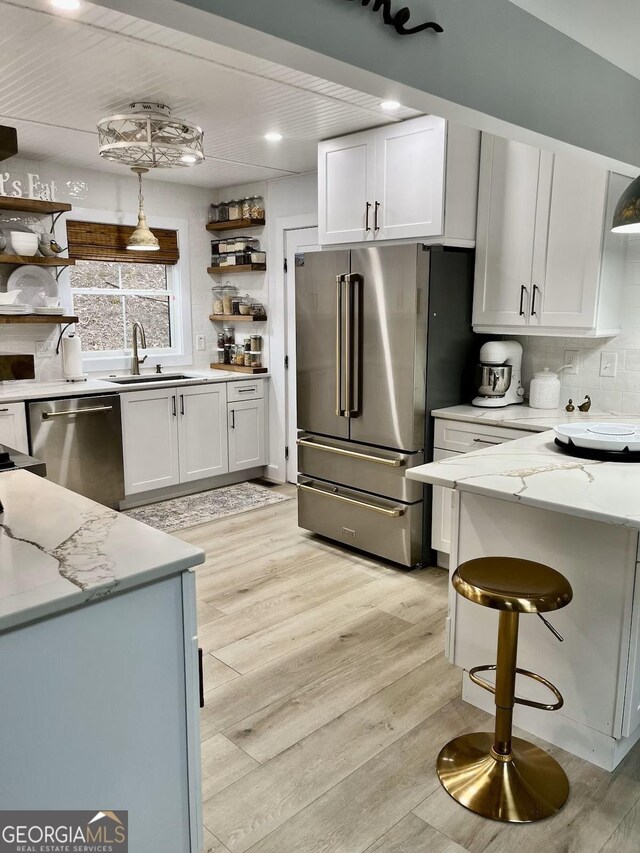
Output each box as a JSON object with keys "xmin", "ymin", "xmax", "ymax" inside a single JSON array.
[
  {"xmin": 0, "ymin": 470, "xmax": 205, "ymax": 852},
  {"xmin": 408, "ymin": 432, "xmax": 640, "ymax": 771}
]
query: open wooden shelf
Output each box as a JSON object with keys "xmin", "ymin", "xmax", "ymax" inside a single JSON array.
[
  {"xmin": 0, "ymin": 197, "xmax": 72, "ymax": 215},
  {"xmin": 206, "ymin": 218, "xmax": 265, "ymax": 233},
  {"xmin": 210, "ymin": 363, "xmax": 267, "ymax": 375},
  {"xmin": 0, "ymin": 314, "xmax": 78, "ymax": 325},
  {"xmin": 0, "ymin": 254, "xmax": 75, "ymax": 266},
  {"xmin": 209, "ymin": 314, "xmax": 267, "ymax": 323},
  {"xmin": 207, "ymin": 264, "xmax": 266, "ymax": 275}
]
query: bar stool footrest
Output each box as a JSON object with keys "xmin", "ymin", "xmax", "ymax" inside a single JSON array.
[{"xmin": 469, "ymin": 664, "xmax": 564, "ymax": 711}]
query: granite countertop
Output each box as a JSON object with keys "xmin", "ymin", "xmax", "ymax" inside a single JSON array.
[
  {"xmin": 0, "ymin": 369, "xmax": 269, "ymax": 403},
  {"xmin": 407, "ymin": 430, "xmax": 640, "ymax": 531},
  {"xmin": 432, "ymin": 404, "xmax": 640, "ymax": 432},
  {"xmin": 0, "ymin": 470, "xmax": 204, "ymax": 632}
]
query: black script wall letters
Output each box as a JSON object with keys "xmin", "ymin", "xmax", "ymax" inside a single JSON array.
[{"xmin": 345, "ymin": 0, "xmax": 443, "ymax": 36}]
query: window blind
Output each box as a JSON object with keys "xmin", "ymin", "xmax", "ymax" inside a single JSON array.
[{"xmin": 66, "ymin": 220, "xmax": 179, "ymax": 265}]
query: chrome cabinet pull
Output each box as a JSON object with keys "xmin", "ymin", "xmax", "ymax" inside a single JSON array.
[
  {"xmin": 531, "ymin": 284, "xmax": 539, "ymax": 316},
  {"xmin": 297, "ymin": 437, "xmax": 405, "ymax": 467},
  {"xmin": 298, "ymin": 483, "xmax": 404, "ymax": 517},
  {"xmin": 519, "ymin": 285, "xmax": 527, "ymax": 317},
  {"xmin": 374, "ymin": 201, "xmax": 380, "ymax": 232},
  {"xmin": 42, "ymin": 405, "xmax": 113, "ymax": 420},
  {"xmin": 365, "ymin": 201, "xmax": 372, "ymax": 232}
]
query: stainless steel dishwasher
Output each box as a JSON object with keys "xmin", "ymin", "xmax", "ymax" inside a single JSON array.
[{"xmin": 28, "ymin": 395, "xmax": 125, "ymax": 509}]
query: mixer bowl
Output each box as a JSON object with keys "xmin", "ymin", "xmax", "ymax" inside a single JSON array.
[{"xmin": 476, "ymin": 364, "xmax": 512, "ymax": 397}]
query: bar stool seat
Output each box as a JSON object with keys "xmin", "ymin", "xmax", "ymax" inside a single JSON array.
[{"xmin": 437, "ymin": 556, "xmax": 573, "ymax": 824}]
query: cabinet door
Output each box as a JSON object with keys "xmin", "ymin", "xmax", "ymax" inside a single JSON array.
[
  {"xmin": 228, "ymin": 398, "xmax": 266, "ymax": 473},
  {"xmin": 533, "ymin": 153, "xmax": 608, "ymax": 330},
  {"xmin": 473, "ymin": 135, "xmax": 541, "ymax": 327},
  {"xmin": 374, "ymin": 115, "xmax": 446, "ymax": 240},
  {"xmin": 318, "ymin": 131, "xmax": 375, "ymax": 245},
  {"xmin": 178, "ymin": 385, "xmax": 229, "ymax": 483},
  {"xmin": 0, "ymin": 402, "xmax": 28, "ymax": 453},
  {"xmin": 121, "ymin": 389, "xmax": 180, "ymax": 495},
  {"xmin": 431, "ymin": 448, "xmax": 458, "ymax": 554}
]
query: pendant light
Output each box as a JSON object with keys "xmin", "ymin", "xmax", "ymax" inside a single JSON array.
[
  {"xmin": 611, "ymin": 174, "xmax": 640, "ymax": 234},
  {"xmin": 127, "ymin": 167, "xmax": 159, "ymax": 252}
]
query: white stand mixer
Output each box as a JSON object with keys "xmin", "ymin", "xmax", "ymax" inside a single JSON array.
[{"xmin": 472, "ymin": 341, "xmax": 525, "ymax": 408}]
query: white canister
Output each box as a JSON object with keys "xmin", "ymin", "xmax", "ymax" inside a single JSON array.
[{"xmin": 529, "ymin": 368, "xmax": 561, "ymax": 409}]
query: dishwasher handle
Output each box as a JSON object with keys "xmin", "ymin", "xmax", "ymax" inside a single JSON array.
[{"xmin": 42, "ymin": 405, "xmax": 114, "ymax": 420}]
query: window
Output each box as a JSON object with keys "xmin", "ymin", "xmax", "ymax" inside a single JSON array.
[
  {"xmin": 64, "ymin": 214, "xmax": 192, "ymax": 370},
  {"xmin": 70, "ymin": 260, "xmax": 174, "ymax": 353}
]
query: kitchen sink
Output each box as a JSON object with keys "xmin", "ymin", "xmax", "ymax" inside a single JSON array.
[{"xmin": 106, "ymin": 374, "xmax": 197, "ymax": 384}]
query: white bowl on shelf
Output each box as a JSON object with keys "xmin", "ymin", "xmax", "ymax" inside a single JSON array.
[{"xmin": 10, "ymin": 231, "xmax": 39, "ymax": 256}]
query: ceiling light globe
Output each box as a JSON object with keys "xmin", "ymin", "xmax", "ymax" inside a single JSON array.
[
  {"xmin": 51, "ymin": 0, "xmax": 81, "ymax": 9},
  {"xmin": 264, "ymin": 132, "xmax": 283, "ymax": 142},
  {"xmin": 380, "ymin": 101, "xmax": 401, "ymax": 111}
]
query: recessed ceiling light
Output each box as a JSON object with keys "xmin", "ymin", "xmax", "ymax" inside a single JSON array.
[
  {"xmin": 180, "ymin": 153, "xmax": 198, "ymax": 164},
  {"xmin": 51, "ymin": 0, "xmax": 81, "ymax": 10},
  {"xmin": 264, "ymin": 132, "xmax": 283, "ymax": 142},
  {"xmin": 380, "ymin": 101, "xmax": 401, "ymax": 112}
]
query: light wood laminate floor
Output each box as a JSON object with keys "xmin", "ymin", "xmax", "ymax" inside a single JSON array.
[{"xmin": 176, "ymin": 484, "xmax": 640, "ymax": 853}]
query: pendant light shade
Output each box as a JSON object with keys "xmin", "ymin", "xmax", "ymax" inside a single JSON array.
[
  {"xmin": 612, "ymin": 174, "xmax": 640, "ymax": 234},
  {"xmin": 127, "ymin": 167, "xmax": 159, "ymax": 252}
]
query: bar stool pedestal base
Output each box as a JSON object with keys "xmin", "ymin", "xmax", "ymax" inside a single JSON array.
[{"xmin": 437, "ymin": 732, "xmax": 569, "ymax": 823}]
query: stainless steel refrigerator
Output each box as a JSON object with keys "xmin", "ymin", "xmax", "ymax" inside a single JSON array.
[{"xmin": 296, "ymin": 243, "xmax": 476, "ymax": 568}]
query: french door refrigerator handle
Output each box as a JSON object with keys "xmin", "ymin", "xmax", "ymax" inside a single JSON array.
[
  {"xmin": 344, "ymin": 273, "xmax": 363, "ymax": 418},
  {"xmin": 336, "ymin": 274, "xmax": 345, "ymax": 416},
  {"xmin": 298, "ymin": 483, "xmax": 404, "ymax": 517}
]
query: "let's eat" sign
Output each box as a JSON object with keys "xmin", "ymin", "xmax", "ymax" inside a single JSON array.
[{"xmin": 344, "ymin": 0, "xmax": 443, "ymax": 36}]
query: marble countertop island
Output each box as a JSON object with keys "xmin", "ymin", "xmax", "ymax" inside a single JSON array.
[
  {"xmin": 0, "ymin": 469, "xmax": 205, "ymax": 632},
  {"xmin": 408, "ymin": 430, "xmax": 640, "ymax": 531},
  {"xmin": 432, "ymin": 403, "xmax": 640, "ymax": 432}
]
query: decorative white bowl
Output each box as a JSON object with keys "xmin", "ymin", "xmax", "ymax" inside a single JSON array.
[
  {"xmin": 10, "ymin": 231, "xmax": 39, "ymax": 256},
  {"xmin": 0, "ymin": 289, "xmax": 22, "ymax": 305}
]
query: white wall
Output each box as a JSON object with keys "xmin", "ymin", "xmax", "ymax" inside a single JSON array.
[
  {"xmin": 0, "ymin": 157, "xmax": 213, "ymax": 380},
  {"xmin": 514, "ymin": 234, "xmax": 640, "ymax": 413},
  {"xmin": 214, "ymin": 172, "xmax": 318, "ymax": 482}
]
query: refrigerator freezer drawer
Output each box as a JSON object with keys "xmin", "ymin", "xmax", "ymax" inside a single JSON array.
[
  {"xmin": 297, "ymin": 477, "xmax": 423, "ymax": 568},
  {"xmin": 297, "ymin": 433, "xmax": 424, "ymax": 502}
]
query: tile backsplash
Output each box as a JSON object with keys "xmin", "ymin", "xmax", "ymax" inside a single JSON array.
[{"xmin": 512, "ymin": 234, "xmax": 640, "ymax": 414}]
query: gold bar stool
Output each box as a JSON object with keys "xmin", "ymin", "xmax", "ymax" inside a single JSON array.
[{"xmin": 437, "ymin": 557, "xmax": 573, "ymax": 823}]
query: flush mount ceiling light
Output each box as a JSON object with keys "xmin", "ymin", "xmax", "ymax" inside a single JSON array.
[
  {"xmin": 51, "ymin": 0, "xmax": 81, "ymax": 9},
  {"xmin": 264, "ymin": 132, "xmax": 283, "ymax": 142},
  {"xmin": 97, "ymin": 102, "xmax": 204, "ymax": 168},
  {"xmin": 612, "ymin": 174, "xmax": 640, "ymax": 234},
  {"xmin": 127, "ymin": 167, "xmax": 159, "ymax": 252},
  {"xmin": 380, "ymin": 100, "xmax": 401, "ymax": 111}
]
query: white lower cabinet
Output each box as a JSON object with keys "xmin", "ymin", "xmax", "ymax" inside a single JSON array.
[
  {"xmin": 121, "ymin": 388, "xmax": 181, "ymax": 495},
  {"xmin": 0, "ymin": 401, "xmax": 28, "ymax": 454},
  {"xmin": 122, "ymin": 384, "xmax": 229, "ymax": 496},
  {"xmin": 228, "ymin": 397, "xmax": 266, "ymax": 472},
  {"xmin": 177, "ymin": 385, "xmax": 228, "ymax": 483},
  {"xmin": 432, "ymin": 418, "xmax": 537, "ymax": 556}
]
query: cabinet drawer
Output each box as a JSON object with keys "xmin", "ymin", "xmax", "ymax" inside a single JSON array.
[
  {"xmin": 227, "ymin": 379, "xmax": 264, "ymax": 402},
  {"xmin": 434, "ymin": 418, "xmax": 536, "ymax": 453}
]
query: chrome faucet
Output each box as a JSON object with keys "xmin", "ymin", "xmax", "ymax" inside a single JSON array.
[{"xmin": 131, "ymin": 321, "xmax": 148, "ymax": 375}]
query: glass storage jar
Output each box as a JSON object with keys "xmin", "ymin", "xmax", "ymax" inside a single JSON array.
[
  {"xmin": 241, "ymin": 197, "xmax": 252, "ymax": 220},
  {"xmin": 223, "ymin": 325, "xmax": 235, "ymax": 345},
  {"xmin": 235, "ymin": 345, "xmax": 245, "ymax": 366},
  {"xmin": 211, "ymin": 286, "xmax": 224, "ymax": 315},
  {"xmin": 222, "ymin": 286, "xmax": 237, "ymax": 315},
  {"xmin": 228, "ymin": 199, "xmax": 242, "ymax": 220},
  {"xmin": 250, "ymin": 196, "xmax": 265, "ymax": 220},
  {"xmin": 250, "ymin": 302, "xmax": 266, "ymax": 320},
  {"xmin": 209, "ymin": 203, "xmax": 219, "ymax": 224},
  {"xmin": 217, "ymin": 201, "xmax": 229, "ymax": 222},
  {"xmin": 250, "ymin": 351, "xmax": 262, "ymax": 368},
  {"xmin": 216, "ymin": 331, "xmax": 225, "ymax": 349},
  {"xmin": 250, "ymin": 334, "xmax": 262, "ymax": 352},
  {"xmin": 215, "ymin": 348, "xmax": 225, "ymax": 364},
  {"xmin": 239, "ymin": 294, "xmax": 252, "ymax": 316}
]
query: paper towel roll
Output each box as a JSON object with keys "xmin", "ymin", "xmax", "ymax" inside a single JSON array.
[{"xmin": 62, "ymin": 334, "xmax": 83, "ymax": 378}]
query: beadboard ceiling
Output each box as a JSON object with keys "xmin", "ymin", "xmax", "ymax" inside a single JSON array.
[{"xmin": 0, "ymin": 0, "xmax": 419, "ymax": 188}]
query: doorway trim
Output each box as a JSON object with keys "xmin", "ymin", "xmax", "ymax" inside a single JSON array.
[{"xmin": 267, "ymin": 212, "xmax": 318, "ymax": 483}]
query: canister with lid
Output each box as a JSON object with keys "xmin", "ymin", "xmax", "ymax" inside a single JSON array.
[{"xmin": 529, "ymin": 368, "xmax": 561, "ymax": 409}]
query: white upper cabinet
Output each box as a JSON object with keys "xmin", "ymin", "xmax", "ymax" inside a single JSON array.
[
  {"xmin": 177, "ymin": 385, "xmax": 229, "ymax": 483},
  {"xmin": 473, "ymin": 133, "xmax": 629, "ymax": 337},
  {"xmin": 318, "ymin": 130, "xmax": 375, "ymax": 244},
  {"xmin": 318, "ymin": 117, "xmax": 479, "ymax": 246}
]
